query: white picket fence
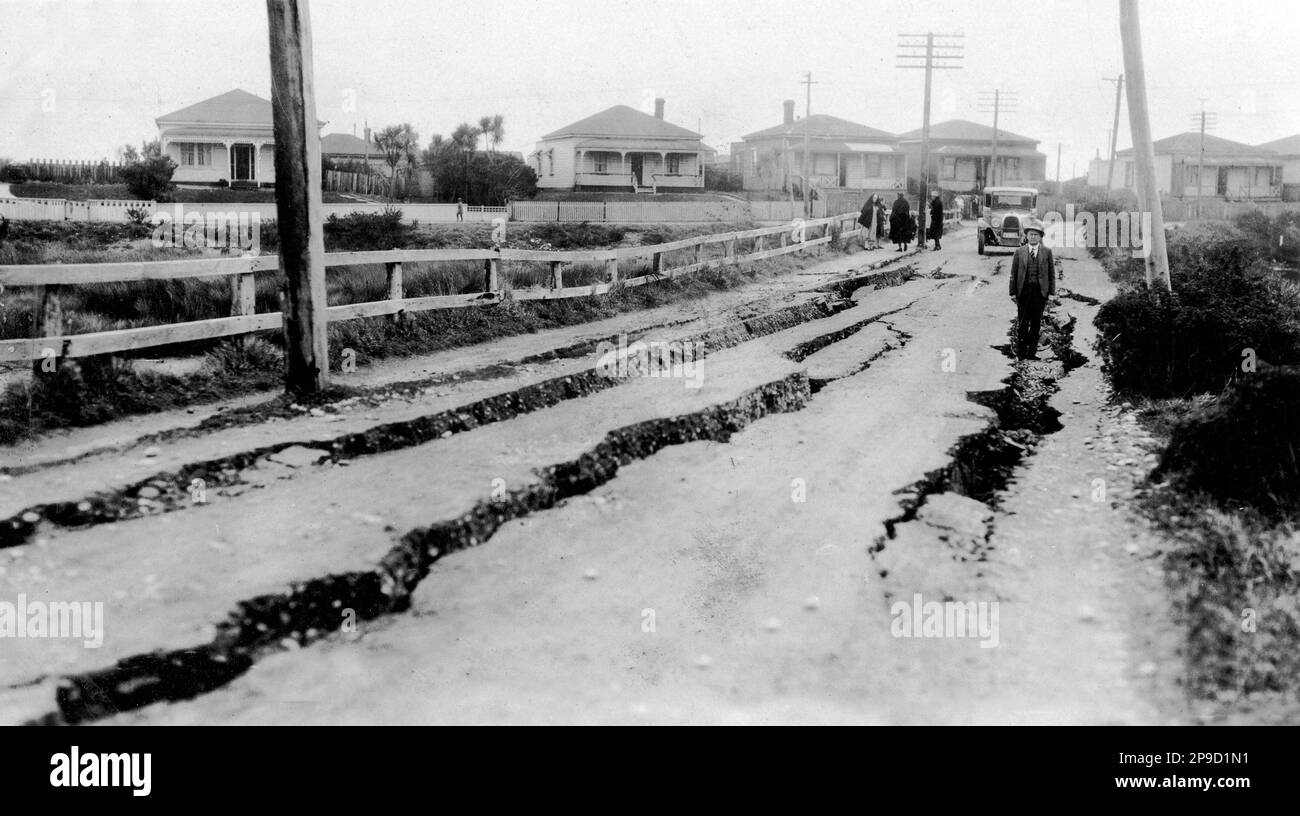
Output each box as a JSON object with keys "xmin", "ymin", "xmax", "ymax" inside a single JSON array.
[{"xmin": 0, "ymin": 197, "xmax": 508, "ymax": 225}]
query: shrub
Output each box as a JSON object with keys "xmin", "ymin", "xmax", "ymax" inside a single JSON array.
[
  {"xmin": 1235, "ymin": 209, "xmax": 1300, "ymax": 268},
  {"xmin": 120, "ymin": 155, "xmax": 177, "ymax": 201},
  {"xmin": 1094, "ymin": 222, "xmax": 1300, "ymax": 397},
  {"xmin": 0, "ymin": 163, "xmax": 28, "ymax": 183},
  {"xmin": 1156, "ymin": 366, "xmax": 1300, "ymax": 518},
  {"xmin": 323, "ymin": 208, "xmax": 410, "ymax": 250}
]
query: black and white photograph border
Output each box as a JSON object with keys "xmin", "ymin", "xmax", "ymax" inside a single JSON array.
[{"xmin": 0, "ymin": 0, "xmax": 1297, "ymax": 741}]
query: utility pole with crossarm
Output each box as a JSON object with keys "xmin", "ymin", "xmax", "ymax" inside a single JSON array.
[{"xmin": 898, "ymin": 32, "xmax": 963, "ymax": 249}]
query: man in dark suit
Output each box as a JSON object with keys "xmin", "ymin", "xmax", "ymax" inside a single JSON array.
[{"xmin": 1008, "ymin": 218, "xmax": 1054, "ymax": 359}]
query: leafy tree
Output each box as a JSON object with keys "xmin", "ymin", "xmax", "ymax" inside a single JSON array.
[
  {"xmin": 373, "ymin": 123, "xmax": 420, "ymax": 200},
  {"xmin": 119, "ymin": 139, "xmax": 163, "ymax": 164}
]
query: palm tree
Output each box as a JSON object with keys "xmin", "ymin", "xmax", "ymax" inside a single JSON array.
[
  {"xmin": 451, "ymin": 122, "xmax": 480, "ymax": 200},
  {"xmin": 483, "ymin": 114, "xmax": 505, "ymax": 161}
]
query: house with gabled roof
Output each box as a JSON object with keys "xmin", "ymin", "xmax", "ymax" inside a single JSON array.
[
  {"xmin": 321, "ymin": 132, "xmax": 376, "ymax": 163},
  {"xmin": 1257, "ymin": 135, "xmax": 1300, "ymax": 200},
  {"xmin": 157, "ymin": 89, "xmax": 327, "ymax": 187},
  {"xmin": 733, "ymin": 100, "xmax": 906, "ymax": 194},
  {"xmin": 1089, "ymin": 132, "xmax": 1283, "ymax": 200},
  {"xmin": 897, "ymin": 119, "xmax": 1047, "ymax": 191},
  {"xmin": 530, "ymin": 99, "xmax": 712, "ymax": 193}
]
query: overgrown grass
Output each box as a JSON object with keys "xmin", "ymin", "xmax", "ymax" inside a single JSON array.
[
  {"xmin": 1091, "ymin": 210, "xmax": 1300, "ymax": 720},
  {"xmin": 0, "ymin": 248, "xmax": 817, "ymax": 444}
]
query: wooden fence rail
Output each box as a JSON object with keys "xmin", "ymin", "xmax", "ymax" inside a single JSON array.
[{"xmin": 0, "ymin": 213, "xmax": 864, "ymax": 364}]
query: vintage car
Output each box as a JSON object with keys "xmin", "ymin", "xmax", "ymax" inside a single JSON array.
[{"xmin": 976, "ymin": 186, "xmax": 1039, "ymax": 254}]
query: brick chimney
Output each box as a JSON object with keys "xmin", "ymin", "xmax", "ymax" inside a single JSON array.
[
  {"xmin": 783, "ymin": 99, "xmax": 795, "ymax": 125},
  {"xmin": 654, "ymin": 98, "xmax": 665, "ymax": 119}
]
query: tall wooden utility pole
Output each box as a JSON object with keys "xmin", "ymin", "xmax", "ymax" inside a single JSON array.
[
  {"xmin": 267, "ymin": 0, "xmax": 329, "ymax": 393},
  {"xmin": 899, "ymin": 32, "xmax": 963, "ymax": 248},
  {"xmin": 1190, "ymin": 103, "xmax": 1217, "ymax": 219},
  {"xmin": 1119, "ymin": 0, "xmax": 1170, "ymax": 288},
  {"xmin": 977, "ymin": 89, "xmax": 1015, "ymax": 188},
  {"xmin": 1103, "ymin": 75, "xmax": 1124, "ymax": 192},
  {"xmin": 801, "ymin": 71, "xmax": 817, "ymax": 218}
]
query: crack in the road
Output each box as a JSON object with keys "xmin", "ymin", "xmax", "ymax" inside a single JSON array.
[
  {"xmin": 2, "ymin": 299, "xmax": 862, "ymax": 551},
  {"xmin": 3, "ymin": 257, "xmax": 929, "ymax": 550},
  {"xmin": 35, "ymin": 372, "xmax": 814, "ymax": 725},
  {"xmin": 871, "ymin": 298, "xmax": 1088, "ymax": 573},
  {"xmin": 25, "ymin": 274, "xmax": 937, "ymax": 725}
]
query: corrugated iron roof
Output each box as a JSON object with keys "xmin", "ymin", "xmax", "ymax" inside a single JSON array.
[
  {"xmin": 1258, "ymin": 134, "xmax": 1300, "ymax": 155},
  {"xmin": 897, "ymin": 119, "xmax": 1037, "ymax": 144},
  {"xmin": 575, "ymin": 138, "xmax": 713, "ymax": 153},
  {"xmin": 321, "ymin": 132, "xmax": 374, "ymax": 155},
  {"xmin": 1117, "ymin": 132, "xmax": 1277, "ymax": 157},
  {"xmin": 157, "ymin": 88, "xmax": 325, "ymax": 128},
  {"xmin": 541, "ymin": 106, "xmax": 701, "ymax": 140},
  {"xmin": 742, "ymin": 114, "xmax": 897, "ymax": 142}
]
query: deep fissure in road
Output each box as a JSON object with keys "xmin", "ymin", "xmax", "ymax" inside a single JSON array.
[
  {"xmin": 874, "ymin": 299, "xmax": 1087, "ymax": 556},
  {"xmin": 25, "ymin": 265, "xmax": 937, "ymax": 725}
]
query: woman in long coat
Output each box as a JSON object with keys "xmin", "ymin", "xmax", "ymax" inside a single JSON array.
[
  {"xmin": 857, "ymin": 196, "xmax": 878, "ymax": 249},
  {"xmin": 926, "ymin": 193, "xmax": 944, "ymax": 250},
  {"xmin": 889, "ymin": 192, "xmax": 914, "ymax": 251}
]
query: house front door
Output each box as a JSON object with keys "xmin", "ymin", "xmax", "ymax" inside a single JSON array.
[
  {"xmin": 230, "ymin": 144, "xmax": 255, "ymax": 182},
  {"xmin": 629, "ymin": 154, "xmax": 644, "ymax": 186}
]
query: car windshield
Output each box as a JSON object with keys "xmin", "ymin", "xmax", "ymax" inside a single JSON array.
[{"xmin": 990, "ymin": 194, "xmax": 1034, "ymax": 209}]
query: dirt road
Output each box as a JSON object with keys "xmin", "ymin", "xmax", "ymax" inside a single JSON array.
[{"xmin": 1, "ymin": 235, "xmax": 1189, "ymax": 725}]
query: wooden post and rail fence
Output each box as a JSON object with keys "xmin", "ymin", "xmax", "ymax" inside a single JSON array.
[
  {"xmin": 5, "ymin": 2, "xmax": 865, "ymax": 393},
  {"xmin": 0, "ymin": 213, "xmax": 865, "ymax": 367}
]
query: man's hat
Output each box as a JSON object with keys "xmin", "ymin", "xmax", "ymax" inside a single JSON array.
[{"xmin": 1023, "ymin": 218, "xmax": 1045, "ymax": 236}]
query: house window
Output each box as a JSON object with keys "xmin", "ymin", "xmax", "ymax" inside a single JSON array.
[
  {"xmin": 957, "ymin": 159, "xmax": 976, "ymax": 182},
  {"xmin": 941, "ymin": 157, "xmax": 956, "ymax": 179},
  {"xmin": 865, "ymin": 154, "xmax": 881, "ymax": 177},
  {"xmin": 1124, "ymin": 162, "xmax": 1134, "ymax": 187},
  {"xmin": 179, "ymin": 143, "xmax": 213, "ymax": 167},
  {"xmin": 667, "ymin": 155, "xmax": 681, "ymax": 174},
  {"xmin": 547, "ymin": 152, "xmax": 554, "ymax": 176},
  {"xmin": 594, "ymin": 154, "xmax": 608, "ymax": 173},
  {"xmin": 1003, "ymin": 157, "xmax": 1021, "ymax": 179},
  {"xmin": 1256, "ymin": 166, "xmax": 1273, "ymax": 186},
  {"xmin": 1186, "ymin": 165, "xmax": 1199, "ymax": 187}
]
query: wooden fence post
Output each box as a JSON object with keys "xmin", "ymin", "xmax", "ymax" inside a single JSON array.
[
  {"xmin": 230, "ymin": 271, "xmax": 256, "ymax": 344},
  {"xmin": 484, "ymin": 257, "xmax": 500, "ymax": 292},
  {"xmin": 652, "ymin": 251, "xmax": 664, "ymax": 274},
  {"xmin": 606, "ymin": 256, "xmax": 619, "ymax": 283},
  {"xmin": 386, "ymin": 261, "xmax": 404, "ymax": 322},
  {"xmin": 551, "ymin": 260, "xmax": 564, "ymax": 289},
  {"xmin": 31, "ymin": 284, "xmax": 63, "ymax": 377},
  {"xmin": 267, "ymin": 0, "xmax": 329, "ymax": 394}
]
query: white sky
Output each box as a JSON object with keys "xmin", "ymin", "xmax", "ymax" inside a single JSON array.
[{"xmin": 2, "ymin": 0, "xmax": 1297, "ymax": 179}]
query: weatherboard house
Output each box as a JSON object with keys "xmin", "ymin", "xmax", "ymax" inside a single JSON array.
[
  {"xmin": 732, "ymin": 100, "xmax": 906, "ymax": 194},
  {"xmin": 1089, "ymin": 133, "xmax": 1283, "ymax": 201},
  {"xmin": 898, "ymin": 119, "xmax": 1047, "ymax": 190},
  {"xmin": 530, "ymin": 99, "xmax": 713, "ymax": 193},
  {"xmin": 156, "ymin": 89, "xmax": 326, "ymax": 187}
]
